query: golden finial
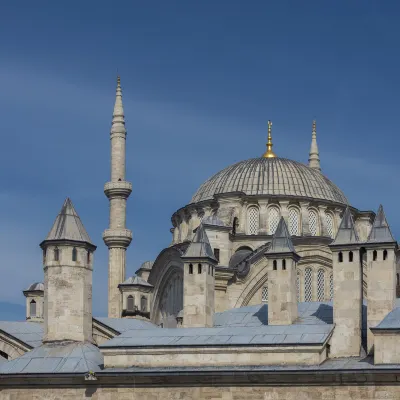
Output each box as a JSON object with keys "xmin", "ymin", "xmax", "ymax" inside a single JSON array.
[{"xmin": 263, "ymin": 120, "xmax": 276, "ymax": 158}]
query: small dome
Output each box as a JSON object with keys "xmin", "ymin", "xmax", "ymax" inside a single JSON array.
[
  {"xmin": 229, "ymin": 249, "xmax": 253, "ymax": 268},
  {"xmin": 140, "ymin": 261, "xmax": 154, "ymax": 270},
  {"xmin": 202, "ymin": 215, "xmax": 226, "ymax": 227},
  {"xmin": 191, "ymin": 157, "xmax": 348, "ymax": 205},
  {"xmin": 25, "ymin": 282, "xmax": 44, "ymax": 291}
]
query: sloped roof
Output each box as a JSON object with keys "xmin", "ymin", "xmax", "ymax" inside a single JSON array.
[
  {"xmin": 372, "ymin": 306, "xmax": 400, "ymax": 330},
  {"xmin": 119, "ymin": 275, "xmax": 153, "ymax": 287},
  {"xmin": 0, "ymin": 342, "xmax": 103, "ymax": 374},
  {"xmin": 24, "ymin": 282, "xmax": 44, "ymax": 292},
  {"xmin": 202, "ymin": 215, "xmax": 226, "ymax": 227},
  {"xmin": 266, "ymin": 217, "xmax": 296, "ymax": 254},
  {"xmin": 44, "ymin": 198, "xmax": 93, "ymax": 245},
  {"xmin": 95, "ymin": 318, "xmax": 157, "ymax": 332},
  {"xmin": 182, "ymin": 224, "xmax": 217, "ymax": 262},
  {"xmin": 0, "ymin": 321, "xmax": 43, "ymax": 348},
  {"xmin": 331, "ymin": 207, "xmax": 359, "ymax": 246},
  {"xmin": 367, "ymin": 205, "xmax": 396, "ymax": 244}
]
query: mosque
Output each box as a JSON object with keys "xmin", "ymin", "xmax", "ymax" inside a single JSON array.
[{"xmin": 0, "ymin": 78, "xmax": 400, "ymax": 399}]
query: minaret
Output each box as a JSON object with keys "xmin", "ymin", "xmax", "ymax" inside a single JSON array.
[
  {"xmin": 262, "ymin": 120, "xmax": 277, "ymax": 158},
  {"xmin": 103, "ymin": 76, "xmax": 133, "ymax": 318},
  {"xmin": 40, "ymin": 198, "xmax": 96, "ymax": 342},
  {"xmin": 308, "ymin": 120, "xmax": 321, "ymax": 171}
]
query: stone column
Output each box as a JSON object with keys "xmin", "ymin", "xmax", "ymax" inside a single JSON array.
[
  {"xmin": 238, "ymin": 201, "xmax": 247, "ymax": 234},
  {"xmin": 300, "ymin": 201, "xmax": 311, "ymax": 236},
  {"xmin": 258, "ymin": 200, "xmax": 268, "ymax": 234},
  {"xmin": 318, "ymin": 205, "xmax": 329, "ymax": 237}
]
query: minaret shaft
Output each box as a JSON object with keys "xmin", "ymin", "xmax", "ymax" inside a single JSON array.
[{"xmin": 103, "ymin": 77, "xmax": 132, "ymax": 318}]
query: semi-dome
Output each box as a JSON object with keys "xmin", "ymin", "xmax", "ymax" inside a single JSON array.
[{"xmin": 191, "ymin": 157, "xmax": 348, "ymax": 205}]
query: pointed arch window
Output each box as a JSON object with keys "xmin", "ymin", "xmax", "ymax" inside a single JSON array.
[
  {"xmin": 326, "ymin": 212, "xmax": 334, "ymax": 238},
  {"xmin": 288, "ymin": 208, "xmax": 300, "ymax": 236},
  {"xmin": 54, "ymin": 247, "xmax": 59, "ymax": 262},
  {"xmin": 308, "ymin": 209, "xmax": 319, "ymax": 236},
  {"xmin": 141, "ymin": 296, "xmax": 148, "ymax": 312},
  {"xmin": 127, "ymin": 295, "xmax": 134, "ymax": 311},
  {"xmin": 268, "ymin": 207, "xmax": 280, "ymax": 235},
  {"xmin": 72, "ymin": 247, "xmax": 77, "ymax": 262},
  {"xmin": 305, "ymin": 267, "xmax": 313, "ymax": 302},
  {"xmin": 30, "ymin": 300, "xmax": 37, "ymax": 317},
  {"xmin": 317, "ymin": 269, "xmax": 325, "ymax": 301},
  {"xmin": 247, "ymin": 207, "xmax": 259, "ymax": 235}
]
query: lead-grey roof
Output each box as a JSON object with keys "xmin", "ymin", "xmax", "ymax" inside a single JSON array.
[
  {"xmin": 44, "ymin": 197, "xmax": 93, "ymax": 245},
  {"xmin": 120, "ymin": 275, "xmax": 153, "ymax": 287},
  {"xmin": 202, "ymin": 215, "xmax": 226, "ymax": 227},
  {"xmin": 331, "ymin": 207, "xmax": 359, "ymax": 246},
  {"xmin": 372, "ymin": 307, "xmax": 400, "ymax": 330},
  {"xmin": 182, "ymin": 224, "xmax": 217, "ymax": 262},
  {"xmin": 0, "ymin": 342, "xmax": 103, "ymax": 374},
  {"xmin": 191, "ymin": 157, "xmax": 348, "ymax": 205},
  {"xmin": 367, "ymin": 205, "xmax": 396, "ymax": 244},
  {"xmin": 100, "ymin": 302, "xmax": 333, "ymax": 349},
  {"xmin": 24, "ymin": 282, "xmax": 44, "ymax": 292},
  {"xmin": 266, "ymin": 217, "xmax": 295, "ymax": 254},
  {"xmin": 0, "ymin": 322, "xmax": 44, "ymax": 348},
  {"xmin": 95, "ymin": 317, "xmax": 158, "ymax": 332}
]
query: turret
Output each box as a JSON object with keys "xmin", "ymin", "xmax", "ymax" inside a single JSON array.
[
  {"xmin": 329, "ymin": 208, "xmax": 362, "ymax": 358},
  {"xmin": 181, "ymin": 224, "xmax": 217, "ymax": 328},
  {"xmin": 40, "ymin": 198, "xmax": 96, "ymax": 342},
  {"xmin": 265, "ymin": 217, "xmax": 299, "ymax": 325},
  {"xmin": 23, "ymin": 282, "xmax": 44, "ymax": 322},
  {"xmin": 365, "ymin": 205, "xmax": 397, "ymax": 354},
  {"xmin": 103, "ymin": 76, "xmax": 133, "ymax": 318}
]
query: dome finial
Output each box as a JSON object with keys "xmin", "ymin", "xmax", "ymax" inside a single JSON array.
[
  {"xmin": 308, "ymin": 119, "xmax": 321, "ymax": 171},
  {"xmin": 263, "ymin": 120, "xmax": 276, "ymax": 158}
]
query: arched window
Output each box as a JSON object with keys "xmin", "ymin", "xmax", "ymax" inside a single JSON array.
[
  {"xmin": 338, "ymin": 252, "xmax": 343, "ymax": 263},
  {"xmin": 326, "ymin": 213, "xmax": 334, "ymax": 238},
  {"xmin": 54, "ymin": 247, "xmax": 59, "ymax": 262},
  {"xmin": 127, "ymin": 295, "xmax": 134, "ymax": 311},
  {"xmin": 30, "ymin": 300, "xmax": 36, "ymax": 317},
  {"xmin": 329, "ymin": 273, "xmax": 334, "ymax": 300},
  {"xmin": 189, "ymin": 264, "xmax": 193, "ymax": 274},
  {"xmin": 72, "ymin": 247, "xmax": 77, "ymax": 262},
  {"xmin": 288, "ymin": 208, "xmax": 300, "ymax": 236},
  {"xmin": 262, "ymin": 284, "xmax": 268, "ymax": 303},
  {"xmin": 198, "ymin": 264, "xmax": 202, "ymax": 274},
  {"xmin": 373, "ymin": 250, "xmax": 377, "ymax": 261},
  {"xmin": 317, "ymin": 269, "xmax": 325, "ymax": 301},
  {"xmin": 308, "ymin": 209, "xmax": 319, "ymax": 236},
  {"xmin": 268, "ymin": 207, "xmax": 280, "ymax": 235},
  {"xmin": 247, "ymin": 207, "xmax": 259, "ymax": 235},
  {"xmin": 383, "ymin": 250, "xmax": 388, "ymax": 261},
  {"xmin": 297, "ymin": 270, "xmax": 301, "ymax": 301},
  {"xmin": 273, "ymin": 260, "xmax": 277, "ymax": 270},
  {"xmin": 305, "ymin": 267, "xmax": 313, "ymax": 302},
  {"xmin": 282, "ymin": 259, "xmax": 286, "ymax": 270},
  {"xmin": 349, "ymin": 251, "xmax": 353, "ymax": 262},
  {"xmin": 141, "ymin": 296, "xmax": 147, "ymax": 312},
  {"xmin": 87, "ymin": 250, "xmax": 91, "ymax": 264},
  {"xmin": 42, "ymin": 248, "xmax": 46, "ymax": 264}
]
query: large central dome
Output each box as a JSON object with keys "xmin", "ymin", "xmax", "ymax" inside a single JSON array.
[{"xmin": 191, "ymin": 157, "xmax": 348, "ymax": 205}]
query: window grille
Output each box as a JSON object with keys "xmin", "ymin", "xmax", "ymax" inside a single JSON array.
[
  {"xmin": 30, "ymin": 300, "xmax": 36, "ymax": 317},
  {"xmin": 247, "ymin": 207, "xmax": 259, "ymax": 235},
  {"xmin": 262, "ymin": 285, "xmax": 268, "ymax": 303},
  {"xmin": 268, "ymin": 207, "xmax": 280, "ymax": 234},
  {"xmin": 288, "ymin": 208, "xmax": 300, "ymax": 236},
  {"xmin": 309, "ymin": 209, "xmax": 318, "ymax": 236},
  {"xmin": 329, "ymin": 273, "xmax": 334, "ymax": 300},
  {"xmin": 317, "ymin": 269, "xmax": 325, "ymax": 301},
  {"xmin": 305, "ymin": 267, "xmax": 313, "ymax": 302},
  {"xmin": 297, "ymin": 270, "xmax": 301, "ymax": 301},
  {"xmin": 326, "ymin": 213, "xmax": 334, "ymax": 238}
]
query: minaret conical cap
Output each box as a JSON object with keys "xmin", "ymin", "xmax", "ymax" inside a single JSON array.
[
  {"xmin": 111, "ymin": 75, "xmax": 126, "ymax": 135},
  {"xmin": 331, "ymin": 207, "xmax": 359, "ymax": 246},
  {"xmin": 42, "ymin": 198, "xmax": 95, "ymax": 246},
  {"xmin": 266, "ymin": 217, "xmax": 297, "ymax": 254}
]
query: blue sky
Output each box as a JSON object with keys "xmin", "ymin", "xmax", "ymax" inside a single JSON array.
[{"xmin": 0, "ymin": 1, "xmax": 399, "ymax": 319}]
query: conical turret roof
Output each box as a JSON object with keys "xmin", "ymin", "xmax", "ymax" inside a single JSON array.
[
  {"xmin": 331, "ymin": 207, "xmax": 359, "ymax": 246},
  {"xmin": 367, "ymin": 205, "xmax": 395, "ymax": 244},
  {"xmin": 43, "ymin": 198, "xmax": 94, "ymax": 245},
  {"xmin": 182, "ymin": 224, "xmax": 217, "ymax": 262},
  {"xmin": 266, "ymin": 217, "xmax": 296, "ymax": 254}
]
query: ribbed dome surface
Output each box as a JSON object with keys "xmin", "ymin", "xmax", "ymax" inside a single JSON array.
[
  {"xmin": 191, "ymin": 157, "xmax": 348, "ymax": 205},
  {"xmin": 25, "ymin": 282, "xmax": 44, "ymax": 291}
]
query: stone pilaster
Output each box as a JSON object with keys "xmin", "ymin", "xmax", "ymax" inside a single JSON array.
[
  {"xmin": 300, "ymin": 201, "xmax": 311, "ymax": 236},
  {"xmin": 318, "ymin": 205, "xmax": 329, "ymax": 237},
  {"xmin": 258, "ymin": 200, "xmax": 268, "ymax": 234},
  {"xmin": 279, "ymin": 200, "xmax": 290, "ymax": 224}
]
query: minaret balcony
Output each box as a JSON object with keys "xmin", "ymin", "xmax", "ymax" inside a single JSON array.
[
  {"xmin": 103, "ymin": 228, "xmax": 133, "ymax": 247},
  {"xmin": 104, "ymin": 181, "xmax": 132, "ymax": 199}
]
